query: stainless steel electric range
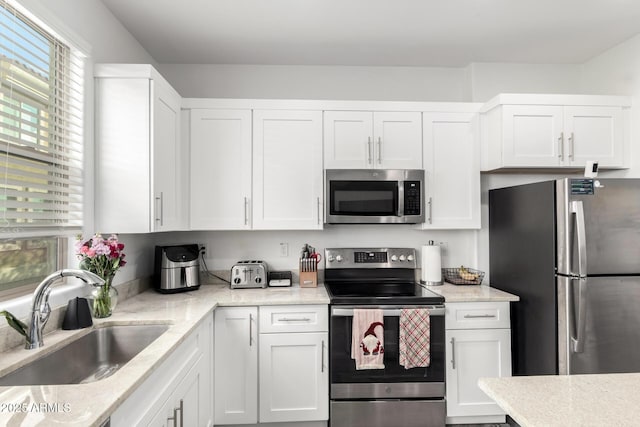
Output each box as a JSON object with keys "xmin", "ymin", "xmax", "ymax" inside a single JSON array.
[{"xmin": 324, "ymin": 247, "xmax": 446, "ymax": 427}]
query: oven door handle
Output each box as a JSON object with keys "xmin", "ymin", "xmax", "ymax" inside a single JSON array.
[{"xmin": 331, "ymin": 306, "xmax": 445, "ymax": 317}]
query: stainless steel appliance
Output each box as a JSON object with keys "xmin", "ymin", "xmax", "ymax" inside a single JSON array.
[
  {"xmin": 154, "ymin": 245, "xmax": 200, "ymax": 293},
  {"xmin": 324, "ymin": 247, "xmax": 446, "ymax": 427},
  {"xmin": 230, "ymin": 260, "xmax": 268, "ymax": 289},
  {"xmin": 490, "ymin": 178, "xmax": 640, "ymax": 376},
  {"xmin": 325, "ymin": 169, "xmax": 424, "ymax": 224}
]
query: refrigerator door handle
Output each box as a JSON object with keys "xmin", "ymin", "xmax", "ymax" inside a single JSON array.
[
  {"xmin": 571, "ymin": 200, "xmax": 587, "ymax": 277},
  {"xmin": 570, "ymin": 277, "xmax": 587, "ymax": 354}
]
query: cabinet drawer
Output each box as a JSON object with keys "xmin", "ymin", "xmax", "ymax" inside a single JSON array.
[
  {"xmin": 259, "ymin": 305, "xmax": 328, "ymax": 333},
  {"xmin": 445, "ymin": 302, "xmax": 510, "ymax": 330}
]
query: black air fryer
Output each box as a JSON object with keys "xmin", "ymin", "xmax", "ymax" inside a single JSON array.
[{"xmin": 153, "ymin": 244, "xmax": 201, "ymax": 293}]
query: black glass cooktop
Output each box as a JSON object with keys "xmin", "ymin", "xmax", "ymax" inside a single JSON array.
[{"xmin": 325, "ymin": 281, "xmax": 444, "ymax": 305}]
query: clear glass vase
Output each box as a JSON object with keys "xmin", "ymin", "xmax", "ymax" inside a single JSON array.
[{"xmin": 89, "ymin": 275, "xmax": 118, "ymax": 318}]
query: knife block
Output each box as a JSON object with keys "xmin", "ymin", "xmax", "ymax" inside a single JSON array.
[{"xmin": 299, "ymin": 258, "xmax": 318, "ymax": 288}]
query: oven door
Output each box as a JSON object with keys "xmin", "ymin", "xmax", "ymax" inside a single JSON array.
[{"xmin": 329, "ymin": 305, "xmax": 445, "ymax": 399}]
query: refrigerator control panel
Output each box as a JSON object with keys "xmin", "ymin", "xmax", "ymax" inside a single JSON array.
[{"xmin": 570, "ymin": 179, "xmax": 595, "ymax": 195}]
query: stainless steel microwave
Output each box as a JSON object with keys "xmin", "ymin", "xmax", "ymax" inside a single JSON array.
[{"xmin": 325, "ymin": 169, "xmax": 424, "ymax": 224}]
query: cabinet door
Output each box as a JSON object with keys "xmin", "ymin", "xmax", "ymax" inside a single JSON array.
[
  {"xmin": 214, "ymin": 307, "xmax": 258, "ymax": 425},
  {"xmin": 152, "ymin": 79, "xmax": 182, "ymax": 231},
  {"xmin": 259, "ymin": 332, "xmax": 329, "ymax": 423},
  {"xmin": 373, "ymin": 112, "xmax": 422, "ymax": 169},
  {"xmin": 446, "ymin": 329, "xmax": 511, "ymax": 418},
  {"xmin": 564, "ymin": 106, "xmax": 624, "ymax": 168},
  {"xmin": 95, "ymin": 78, "xmax": 151, "ymax": 233},
  {"xmin": 422, "ymin": 112, "xmax": 480, "ymax": 229},
  {"xmin": 502, "ymin": 105, "xmax": 564, "ymax": 167},
  {"xmin": 324, "ymin": 111, "xmax": 373, "ymax": 169},
  {"xmin": 190, "ymin": 109, "xmax": 252, "ymax": 229},
  {"xmin": 147, "ymin": 357, "xmax": 202, "ymax": 427},
  {"xmin": 252, "ymin": 110, "xmax": 323, "ymax": 229}
]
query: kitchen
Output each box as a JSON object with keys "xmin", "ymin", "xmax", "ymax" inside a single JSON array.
[{"xmin": 0, "ymin": 0, "xmax": 639, "ymax": 426}]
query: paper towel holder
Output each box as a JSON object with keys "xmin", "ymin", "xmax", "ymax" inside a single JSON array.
[{"xmin": 420, "ymin": 240, "xmax": 443, "ymax": 286}]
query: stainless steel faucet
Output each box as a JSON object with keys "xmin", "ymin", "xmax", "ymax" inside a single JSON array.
[{"xmin": 26, "ymin": 269, "xmax": 104, "ymax": 349}]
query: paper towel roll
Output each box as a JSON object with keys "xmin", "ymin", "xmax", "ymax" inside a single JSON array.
[{"xmin": 421, "ymin": 242, "xmax": 442, "ymax": 285}]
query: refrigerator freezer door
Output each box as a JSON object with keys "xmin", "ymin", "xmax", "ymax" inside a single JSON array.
[
  {"xmin": 564, "ymin": 276, "xmax": 640, "ymax": 374},
  {"xmin": 558, "ymin": 178, "xmax": 640, "ymax": 276}
]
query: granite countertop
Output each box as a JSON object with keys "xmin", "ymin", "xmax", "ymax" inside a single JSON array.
[
  {"xmin": 479, "ymin": 373, "xmax": 640, "ymax": 426},
  {"xmin": 0, "ymin": 283, "xmax": 329, "ymax": 427},
  {"xmin": 425, "ymin": 283, "xmax": 519, "ymax": 302}
]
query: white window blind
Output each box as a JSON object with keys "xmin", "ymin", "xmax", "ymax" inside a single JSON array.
[{"xmin": 0, "ymin": 0, "xmax": 84, "ymax": 237}]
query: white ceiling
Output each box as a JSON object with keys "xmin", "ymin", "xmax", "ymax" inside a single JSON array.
[{"xmin": 99, "ymin": 0, "xmax": 640, "ymax": 67}]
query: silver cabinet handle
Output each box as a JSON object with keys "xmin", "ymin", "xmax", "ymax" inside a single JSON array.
[
  {"xmin": 279, "ymin": 317, "xmax": 311, "ymax": 322},
  {"xmin": 427, "ymin": 197, "xmax": 433, "ymax": 224},
  {"xmin": 167, "ymin": 407, "xmax": 178, "ymax": 427},
  {"xmin": 155, "ymin": 192, "xmax": 164, "ymax": 226},
  {"xmin": 377, "ymin": 137, "xmax": 382, "ymax": 164},
  {"xmin": 317, "ymin": 197, "xmax": 321, "ymax": 225},
  {"xmin": 244, "ymin": 197, "xmax": 249, "ymax": 225},
  {"xmin": 367, "ymin": 136, "xmax": 372, "ymax": 164},
  {"xmin": 321, "ymin": 340, "xmax": 325, "ymax": 373},
  {"xmin": 569, "ymin": 132, "xmax": 575, "ymax": 160},
  {"xmin": 463, "ymin": 314, "xmax": 496, "ymax": 319},
  {"xmin": 450, "ymin": 337, "xmax": 456, "ymax": 369},
  {"xmin": 177, "ymin": 399, "xmax": 184, "ymax": 427},
  {"xmin": 558, "ymin": 132, "xmax": 564, "ymax": 161},
  {"xmin": 249, "ymin": 313, "xmax": 253, "ymax": 347}
]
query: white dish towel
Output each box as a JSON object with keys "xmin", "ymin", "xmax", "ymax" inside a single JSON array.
[{"xmin": 351, "ymin": 309, "xmax": 385, "ymax": 370}]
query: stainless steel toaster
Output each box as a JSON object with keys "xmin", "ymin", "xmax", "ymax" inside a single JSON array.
[{"xmin": 230, "ymin": 260, "xmax": 268, "ymax": 289}]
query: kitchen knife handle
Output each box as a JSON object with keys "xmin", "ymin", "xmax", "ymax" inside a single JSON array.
[
  {"xmin": 377, "ymin": 137, "xmax": 382, "ymax": 164},
  {"xmin": 558, "ymin": 132, "xmax": 564, "ymax": 161},
  {"xmin": 569, "ymin": 132, "xmax": 575, "ymax": 160},
  {"xmin": 450, "ymin": 337, "xmax": 456, "ymax": 369},
  {"xmin": 367, "ymin": 137, "xmax": 372, "ymax": 164}
]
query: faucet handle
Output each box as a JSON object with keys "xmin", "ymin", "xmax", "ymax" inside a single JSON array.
[{"xmin": 39, "ymin": 287, "xmax": 53, "ymax": 324}]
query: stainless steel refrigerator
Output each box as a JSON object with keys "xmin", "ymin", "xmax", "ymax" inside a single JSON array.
[{"xmin": 489, "ymin": 178, "xmax": 640, "ymax": 376}]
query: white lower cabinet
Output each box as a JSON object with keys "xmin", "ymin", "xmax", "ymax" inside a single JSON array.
[
  {"xmin": 214, "ymin": 307, "xmax": 259, "ymax": 425},
  {"xmin": 110, "ymin": 313, "xmax": 213, "ymax": 427},
  {"xmin": 214, "ymin": 305, "xmax": 329, "ymax": 425},
  {"xmin": 445, "ymin": 302, "xmax": 512, "ymax": 424}
]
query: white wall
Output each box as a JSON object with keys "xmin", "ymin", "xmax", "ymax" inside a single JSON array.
[
  {"xmin": 158, "ymin": 64, "xmax": 470, "ymax": 101},
  {"xmin": 468, "ymin": 62, "xmax": 582, "ymax": 102},
  {"xmin": 159, "ymin": 228, "xmax": 479, "ymax": 275}
]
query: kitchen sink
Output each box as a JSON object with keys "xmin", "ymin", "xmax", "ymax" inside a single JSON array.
[{"xmin": 0, "ymin": 324, "xmax": 169, "ymax": 386}]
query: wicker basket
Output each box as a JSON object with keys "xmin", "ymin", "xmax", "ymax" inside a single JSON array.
[{"xmin": 442, "ymin": 267, "xmax": 485, "ymax": 285}]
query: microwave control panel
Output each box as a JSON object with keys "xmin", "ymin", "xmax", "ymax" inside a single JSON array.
[{"xmin": 404, "ymin": 181, "xmax": 421, "ymax": 215}]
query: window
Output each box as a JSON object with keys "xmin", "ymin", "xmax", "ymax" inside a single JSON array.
[{"xmin": 0, "ymin": 1, "xmax": 85, "ymax": 298}]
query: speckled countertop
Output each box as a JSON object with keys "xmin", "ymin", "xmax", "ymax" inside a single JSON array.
[
  {"xmin": 0, "ymin": 283, "xmax": 329, "ymax": 427},
  {"xmin": 424, "ymin": 283, "xmax": 519, "ymax": 302},
  {"xmin": 479, "ymin": 373, "xmax": 640, "ymax": 426}
]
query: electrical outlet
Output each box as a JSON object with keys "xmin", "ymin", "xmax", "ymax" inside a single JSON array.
[
  {"xmin": 279, "ymin": 243, "xmax": 289, "ymax": 257},
  {"xmin": 199, "ymin": 244, "xmax": 206, "ymax": 254}
]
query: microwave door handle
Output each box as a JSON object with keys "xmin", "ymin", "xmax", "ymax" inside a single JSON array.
[{"xmin": 397, "ymin": 182, "xmax": 404, "ymax": 217}]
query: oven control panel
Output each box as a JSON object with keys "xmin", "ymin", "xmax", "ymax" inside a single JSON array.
[{"xmin": 325, "ymin": 248, "xmax": 416, "ymax": 269}]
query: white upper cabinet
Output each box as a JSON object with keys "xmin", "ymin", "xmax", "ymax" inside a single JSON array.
[
  {"xmin": 252, "ymin": 110, "xmax": 323, "ymax": 230},
  {"xmin": 421, "ymin": 112, "xmax": 480, "ymax": 229},
  {"xmin": 481, "ymin": 94, "xmax": 630, "ymax": 171},
  {"xmin": 324, "ymin": 111, "xmax": 422, "ymax": 169},
  {"xmin": 190, "ymin": 109, "xmax": 252, "ymax": 230},
  {"xmin": 95, "ymin": 64, "xmax": 183, "ymax": 233}
]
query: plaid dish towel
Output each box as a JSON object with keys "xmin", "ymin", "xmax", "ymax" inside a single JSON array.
[{"xmin": 399, "ymin": 308, "xmax": 431, "ymax": 369}]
